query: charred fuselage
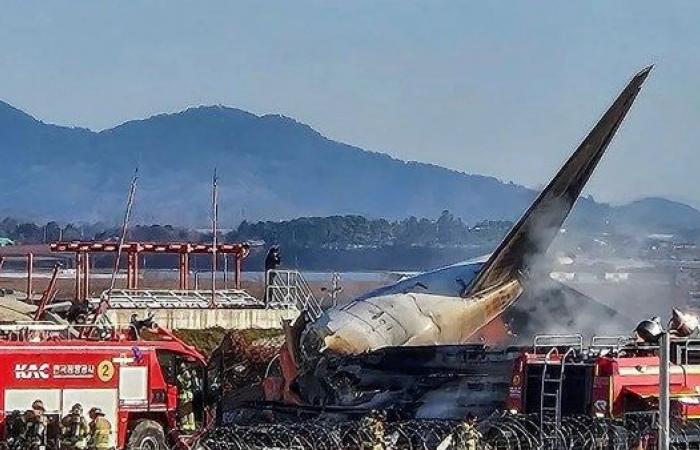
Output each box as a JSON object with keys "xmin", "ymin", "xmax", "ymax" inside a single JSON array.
[{"xmin": 298, "ymin": 344, "xmax": 522, "ymax": 419}]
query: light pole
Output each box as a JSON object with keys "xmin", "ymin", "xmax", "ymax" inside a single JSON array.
[{"xmin": 659, "ymin": 331, "xmax": 670, "ymax": 450}]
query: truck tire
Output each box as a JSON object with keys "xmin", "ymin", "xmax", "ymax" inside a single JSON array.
[{"xmin": 127, "ymin": 419, "xmax": 168, "ymax": 450}]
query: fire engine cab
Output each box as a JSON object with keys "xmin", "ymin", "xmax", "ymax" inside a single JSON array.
[{"xmin": 0, "ymin": 322, "xmax": 207, "ymax": 449}]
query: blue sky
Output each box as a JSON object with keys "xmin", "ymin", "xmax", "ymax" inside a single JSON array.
[{"xmin": 1, "ymin": 1, "xmax": 698, "ymax": 207}]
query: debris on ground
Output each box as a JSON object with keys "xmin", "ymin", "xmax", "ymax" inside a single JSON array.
[
  {"xmin": 207, "ymin": 329, "xmax": 284, "ymax": 391},
  {"xmin": 173, "ymin": 327, "xmax": 283, "ymax": 356}
]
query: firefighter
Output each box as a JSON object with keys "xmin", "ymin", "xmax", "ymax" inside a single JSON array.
[
  {"xmin": 22, "ymin": 400, "xmax": 47, "ymax": 450},
  {"xmin": 177, "ymin": 362, "xmax": 197, "ymax": 433},
  {"xmin": 5, "ymin": 410, "xmax": 25, "ymax": 449},
  {"xmin": 66, "ymin": 301, "xmax": 89, "ymax": 324},
  {"xmin": 264, "ymin": 246, "xmax": 281, "ymax": 303},
  {"xmin": 451, "ymin": 412, "xmax": 481, "ymax": 450},
  {"xmin": 87, "ymin": 408, "xmax": 112, "ymax": 450},
  {"xmin": 61, "ymin": 403, "xmax": 89, "ymax": 450},
  {"xmin": 359, "ymin": 410, "xmax": 386, "ymax": 450},
  {"xmin": 128, "ymin": 312, "xmax": 155, "ymax": 340}
]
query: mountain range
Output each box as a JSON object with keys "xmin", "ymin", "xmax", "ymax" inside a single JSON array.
[{"xmin": 1, "ymin": 99, "xmax": 699, "ymax": 231}]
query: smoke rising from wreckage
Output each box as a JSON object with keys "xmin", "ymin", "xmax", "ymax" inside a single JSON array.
[
  {"xmin": 209, "ymin": 66, "xmax": 656, "ymax": 430},
  {"xmin": 298, "ymin": 66, "xmax": 651, "ymax": 359}
]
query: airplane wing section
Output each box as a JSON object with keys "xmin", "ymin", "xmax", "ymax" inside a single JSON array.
[{"xmin": 468, "ymin": 66, "xmax": 652, "ymax": 295}]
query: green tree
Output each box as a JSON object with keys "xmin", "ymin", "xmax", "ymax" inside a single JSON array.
[{"xmin": 44, "ymin": 221, "xmax": 62, "ymax": 242}]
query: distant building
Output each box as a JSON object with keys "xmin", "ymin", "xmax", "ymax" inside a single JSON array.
[
  {"xmin": 647, "ymin": 233, "xmax": 675, "ymax": 241},
  {"xmin": 0, "ymin": 237, "xmax": 14, "ymax": 247}
]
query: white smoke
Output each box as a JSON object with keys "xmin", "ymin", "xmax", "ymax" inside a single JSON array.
[{"xmin": 507, "ymin": 197, "xmax": 637, "ymax": 342}]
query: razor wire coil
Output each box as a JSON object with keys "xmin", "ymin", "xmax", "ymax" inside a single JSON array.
[{"xmin": 197, "ymin": 413, "xmax": 700, "ymax": 450}]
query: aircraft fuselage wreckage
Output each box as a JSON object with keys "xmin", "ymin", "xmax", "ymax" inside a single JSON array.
[{"xmin": 298, "ymin": 66, "xmax": 652, "ymax": 359}]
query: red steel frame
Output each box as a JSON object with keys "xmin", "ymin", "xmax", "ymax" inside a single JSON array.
[{"xmin": 49, "ymin": 241, "xmax": 250, "ymax": 301}]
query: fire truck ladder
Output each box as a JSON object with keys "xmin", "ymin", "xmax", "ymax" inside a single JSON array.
[{"xmin": 539, "ymin": 346, "xmax": 577, "ymax": 449}]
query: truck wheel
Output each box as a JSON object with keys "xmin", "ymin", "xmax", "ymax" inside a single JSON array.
[{"xmin": 127, "ymin": 419, "xmax": 168, "ymax": 450}]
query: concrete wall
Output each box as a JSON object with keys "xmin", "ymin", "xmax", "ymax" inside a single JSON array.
[{"xmin": 106, "ymin": 308, "xmax": 299, "ymax": 330}]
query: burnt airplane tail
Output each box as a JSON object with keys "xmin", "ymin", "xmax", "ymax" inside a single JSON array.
[{"xmin": 467, "ymin": 66, "xmax": 652, "ymax": 295}]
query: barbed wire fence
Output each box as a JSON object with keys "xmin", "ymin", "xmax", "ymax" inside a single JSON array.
[{"xmin": 196, "ymin": 413, "xmax": 664, "ymax": 450}]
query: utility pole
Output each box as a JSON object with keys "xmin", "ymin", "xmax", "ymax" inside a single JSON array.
[
  {"xmin": 223, "ymin": 254, "xmax": 228, "ymax": 290},
  {"xmin": 659, "ymin": 331, "xmax": 670, "ymax": 450},
  {"xmin": 210, "ymin": 169, "xmax": 218, "ymax": 308}
]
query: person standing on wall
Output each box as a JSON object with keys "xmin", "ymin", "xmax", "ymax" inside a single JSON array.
[{"xmin": 264, "ymin": 246, "xmax": 281, "ymax": 303}]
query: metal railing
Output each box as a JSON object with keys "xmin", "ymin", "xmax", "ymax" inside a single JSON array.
[
  {"xmin": 533, "ymin": 334, "xmax": 584, "ymax": 355},
  {"xmin": 672, "ymin": 338, "xmax": 700, "ymax": 365},
  {"xmin": 265, "ymin": 269, "xmax": 322, "ymax": 320},
  {"xmin": 91, "ymin": 288, "xmax": 262, "ymax": 309},
  {"xmin": 591, "ymin": 335, "xmax": 635, "ymax": 351}
]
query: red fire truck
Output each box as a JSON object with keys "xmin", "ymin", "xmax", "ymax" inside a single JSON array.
[
  {"xmin": 0, "ymin": 322, "xmax": 208, "ymax": 449},
  {"xmin": 506, "ymin": 334, "xmax": 700, "ymax": 422}
]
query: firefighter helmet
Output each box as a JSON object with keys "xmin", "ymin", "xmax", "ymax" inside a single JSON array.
[
  {"xmin": 88, "ymin": 407, "xmax": 105, "ymax": 418},
  {"xmin": 369, "ymin": 409, "xmax": 386, "ymax": 420},
  {"xmin": 31, "ymin": 400, "xmax": 45, "ymax": 412}
]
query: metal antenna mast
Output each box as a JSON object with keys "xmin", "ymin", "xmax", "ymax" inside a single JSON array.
[
  {"xmin": 108, "ymin": 168, "xmax": 139, "ymax": 302},
  {"xmin": 210, "ymin": 168, "xmax": 218, "ymax": 307},
  {"xmin": 86, "ymin": 168, "xmax": 138, "ymax": 334}
]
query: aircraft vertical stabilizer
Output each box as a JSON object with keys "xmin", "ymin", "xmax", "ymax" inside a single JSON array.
[{"xmin": 468, "ymin": 66, "xmax": 652, "ymax": 294}]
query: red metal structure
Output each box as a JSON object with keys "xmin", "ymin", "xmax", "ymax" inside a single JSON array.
[
  {"xmin": 33, "ymin": 264, "xmax": 61, "ymax": 321},
  {"xmin": 0, "ymin": 323, "xmax": 207, "ymax": 449},
  {"xmin": 49, "ymin": 241, "xmax": 250, "ymax": 301},
  {"xmin": 26, "ymin": 253, "xmax": 33, "ymax": 300}
]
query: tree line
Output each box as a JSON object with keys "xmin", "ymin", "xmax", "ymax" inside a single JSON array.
[
  {"xmin": 228, "ymin": 211, "xmax": 512, "ymax": 249},
  {"xmin": 0, "ymin": 211, "xmax": 513, "ymax": 250},
  {"xmin": 0, "ymin": 218, "xmax": 201, "ymax": 244}
]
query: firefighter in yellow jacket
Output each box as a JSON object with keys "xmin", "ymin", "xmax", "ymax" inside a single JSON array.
[
  {"xmin": 61, "ymin": 403, "xmax": 89, "ymax": 450},
  {"xmin": 88, "ymin": 407, "xmax": 112, "ymax": 450},
  {"xmin": 177, "ymin": 362, "xmax": 197, "ymax": 433},
  {"xmin": 451, "ymin": 412, "xmax": 481, "ymax": 450},
  {"xmin": 359, "ymin": 410, "xmax": 386, "ymax": 450}
]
